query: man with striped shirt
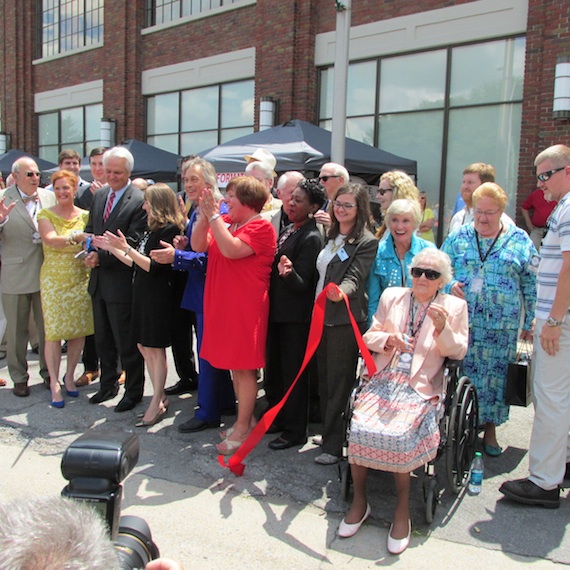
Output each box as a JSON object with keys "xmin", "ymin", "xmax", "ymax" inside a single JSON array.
[{"xmin": 500, "ymin": 144, "xmax": 570, "ymax": 509}]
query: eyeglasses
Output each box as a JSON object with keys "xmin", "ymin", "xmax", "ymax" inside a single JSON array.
[
  {"xmin": 537, "ymin": 167, "xmax": 566, "ymax": 183},
  {"xmin": 25, "ymin": 171, "xmax": 41, "ymax": 178},
  {"xmin": 411, "ymin": 267, "xmax": 442, "ymax": 280},
  {"xmin": 473, "ymin": 208, "xmax": 501, "ymax": 217},
  {"xmin": 377, "ymin": 188, "xmax": 393, "ymax": 196},
  {"xmin": 319, "ymin": 175, "xmax": 340, "ymax": 182},
  {"xmin": 333, "ymin": 200, "xmax": 357, "ymax": 210}
]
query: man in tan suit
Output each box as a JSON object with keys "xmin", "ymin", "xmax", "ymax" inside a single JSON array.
[{"xmin": 0, "ymin": 157, "xmax": 56, "ymax": 396}]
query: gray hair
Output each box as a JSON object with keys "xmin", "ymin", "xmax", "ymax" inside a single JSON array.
[
  {"xmin": 535, "ymin": 144, "xmax": 570, "ymax": 168},
  {"xmin": 409, "ymin": 249, "xmax": 453, "ymax": 285},
  {"xmin": 277, "ymin": 170, "xmax": 305, "ymax": 190},
  {"xmin": 245, "ymin": 160, "xmax": 274, "ymax": 181},
  {"xmin": 11, "ymin": 157, "xmax": 38, "ymax": 175},
  {"xmin": 0, "ymin": 496, "xmax": 120, "ymax": 570},
  {"xmin": 181, "ymin": 156, "xmax": 221, "ymax": 199},
  {"xmin": 320, "ymin": 162, "xmax": 349, "ymax": 184},
  {"xmin": 386, "ymin": 198, "xmax": 422, "ymax": 229},
  {"xmin": 103, "ymin": 146, "xmax": 135, "ymax": 173}
]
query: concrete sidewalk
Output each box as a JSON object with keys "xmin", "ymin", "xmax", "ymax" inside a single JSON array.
[{"xmin": 0, "ymin": 353, "xmax": 568, "ymax": 568}]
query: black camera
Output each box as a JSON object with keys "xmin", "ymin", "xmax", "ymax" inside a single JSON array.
[{"xmin": 61, "ymin": 431, "xmax": 159, "ymax": 569}]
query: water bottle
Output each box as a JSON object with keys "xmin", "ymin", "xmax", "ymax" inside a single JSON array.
[{"xmin": 468, "ymin": 452, "xmax": 484, "ymax": 495}]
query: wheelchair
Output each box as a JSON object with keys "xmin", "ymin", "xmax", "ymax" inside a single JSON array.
[{"xmin": 338, "ymin": 358, "xmax": 479, "ymax": 524}]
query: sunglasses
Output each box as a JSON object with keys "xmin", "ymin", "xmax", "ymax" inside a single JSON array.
[
  {"xmin": 536, "ymin": 167, "xmax": 566, "ymax": 183},
  {"xmin": 377, "ymin": 188, "xmax": 393, "ymax": 196},
  {"xmin": 319, "ymin": 175, "xmax": 340, "ymax": 182},
  {"xmin": 411, "ymin": 267, "xmax": 441, "ymax": 280},
  {"xmin": 25, "ymin": 171, "xmax": 41, "ymax": 178}
]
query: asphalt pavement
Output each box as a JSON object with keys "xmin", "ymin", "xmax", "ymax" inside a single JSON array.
[{"xmin": 0, "ymin": 351, "xmax": 568, "ymax": 569}]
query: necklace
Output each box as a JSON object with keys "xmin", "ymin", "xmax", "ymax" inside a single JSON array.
[{"xmin": 232, "ymin": 213, "xmax": 260, "ymax": 232}]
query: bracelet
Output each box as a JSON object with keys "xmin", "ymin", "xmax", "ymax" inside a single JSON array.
[
  {"xmin": 124, "ymin": 246, "xmax": 132, "ymax": 256},
  {"xmin": 209, "ymin": 213, "xmax": 221, "ymax": 223}
]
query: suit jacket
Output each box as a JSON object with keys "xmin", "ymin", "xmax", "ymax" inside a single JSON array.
[
  {"xmin": 269, "ymin": 219, "xmax": 323, "ymax": 323},
  {"xmin": 322, "ymin": 229, "xmax": 378, "ymax": 326},
  {"xmin": 75, "ymin": 183, "xmax": 99, "ymax": 211},
  {"xmin": 0, "ymin": 185, "xmax": 56, "ymax": 294},
  {"xmin": 363, "ymin": 287, "xmax": 468, "ymax": 401},
  {"xmin": 85, "ymin": 183, "xmax": 147, "ymax": 302}
]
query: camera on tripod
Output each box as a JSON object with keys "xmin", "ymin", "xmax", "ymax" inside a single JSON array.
[{"xmin": 61, "ymin": 431, "xmax": 159, "ymax": 569}]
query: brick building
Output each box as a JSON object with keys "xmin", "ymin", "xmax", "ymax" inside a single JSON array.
[{"xmin": 0, "ymin": 0, "xmax": 568, "ymax": 238}]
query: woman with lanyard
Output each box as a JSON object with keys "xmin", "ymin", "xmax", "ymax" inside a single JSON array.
[
  {"xmin": 367, "ymin": 199, "xmax": 435, "ymax": 324},
  {"xmin": 338, "ymin": 248, "xmax": 468, "ymax": 554},
  {"xmin": 441, "ymin": 182, "xmax": 538, "ymax": 456}
]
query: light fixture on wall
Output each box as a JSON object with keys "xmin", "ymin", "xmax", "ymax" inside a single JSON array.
[
  {"xmin": 100, "ymin": 118, "xmax": 117, "ymax": 147},
  {"xmin": 0, "ymin": 132, "xmax": 10, "ymax": 155},
  {"xmin": 553, "ymin": 55, "xmax": 570, "ymax": 120},
  {"xmin": 259, "ymin": 97, "xmax": 277, "ymax": 131}
]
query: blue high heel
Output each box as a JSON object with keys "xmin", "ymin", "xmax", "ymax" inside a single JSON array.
[
  {"xmin": 62, "ymin": 374, "xmax": 79, "ymax": 397},
  {"xmin": 51, "ymin": 400, "xmax": 65, "ymax": 408}
]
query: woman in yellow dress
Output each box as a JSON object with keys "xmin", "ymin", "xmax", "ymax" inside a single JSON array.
[{"xmin": 38, "ymin": 170, "xmax": 94, "ymax": 408}]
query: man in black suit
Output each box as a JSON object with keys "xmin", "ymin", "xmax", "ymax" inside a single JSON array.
[{"xmin": 84, "ymin": 147, "xmax": 147, "ymax": 412}]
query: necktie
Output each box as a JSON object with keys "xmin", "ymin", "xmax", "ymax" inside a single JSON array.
[
  {"xmin": 103, "ymin": 191, "xmax": 116, "ymax": 222},
  {"xmin": 23, "ymin": 194, "xmax": 38, "ymax": 203}
]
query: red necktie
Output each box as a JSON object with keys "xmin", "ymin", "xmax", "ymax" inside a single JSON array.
[{"xmin": 103, "ymin": 191, "xmax": 116, "ymax": 222}]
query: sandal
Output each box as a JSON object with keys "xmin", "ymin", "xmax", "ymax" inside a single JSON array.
[{"xmin": 220, "ymin": 417, "xmax": 257, "ymax": 440}]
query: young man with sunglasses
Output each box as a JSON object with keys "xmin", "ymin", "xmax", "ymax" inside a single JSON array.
[
  {"xmin": 0, "ymin": 157, "xmax": 56, "ymax": 396},
  {"xmin": 315, "ymin": 162, "xmax": 349, "ymax": 229},
  {"xmin": 500, "ymin": 144, "xmax": 570, "ymax": 509}
]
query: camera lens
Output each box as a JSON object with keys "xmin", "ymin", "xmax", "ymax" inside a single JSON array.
[{"xmin": 114, "ymin": 515, "xmax": 159, "ymax": 569}]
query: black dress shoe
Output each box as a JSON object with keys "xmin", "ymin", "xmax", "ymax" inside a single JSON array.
[
  {"xmin": 499, "ymin": 478, "xmax": 560, "ymax": 509},
  {"xmin": 164, "ymin": 379, "xmax": 198, "ymax": 396},
  {"xmin": 13, "ymin": 383, "xmax": 30, "ymax": 397},
  {"xmin": 89, "ymin": 386, "xmax": 119, "ymax": 404},
  {"xmin": 114, "ymin": 396, "xmax": 140, "ymax": 413},
  {"xmin": 269, "ymin": 436, "xmax": 306, "ymax": 450},
  {"xmin": 178, "ymin": 417, "xmax": 220, "ymax": 433}
]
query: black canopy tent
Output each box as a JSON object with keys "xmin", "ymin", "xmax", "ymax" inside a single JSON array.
[{"xmin": 198, "ymin": 119, "xmax": 417, "ymax": 183}]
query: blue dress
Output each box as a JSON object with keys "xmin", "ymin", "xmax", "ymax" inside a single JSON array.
[{"xmin": 441, "ymin": 223, "xmax": 538, "ymax": 425}]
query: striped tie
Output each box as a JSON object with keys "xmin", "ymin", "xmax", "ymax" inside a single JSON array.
[{"xmin": 103, "ymin": 191, "xmax": 116, "ymax": 222}]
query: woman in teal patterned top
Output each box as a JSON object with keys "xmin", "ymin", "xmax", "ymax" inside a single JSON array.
[{"xmin": 441, "ymin": 182, "xmax": 538, "ymax": 456}]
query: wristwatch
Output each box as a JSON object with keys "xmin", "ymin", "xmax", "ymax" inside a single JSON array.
[{"xmin": 546, "ymin": 316, "xmax": 564, "ymax": 327}]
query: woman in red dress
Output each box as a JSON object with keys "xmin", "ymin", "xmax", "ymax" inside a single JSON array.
[{"xmin": 192, "ymin": 176, "xmax": 276, "ymax": 454}]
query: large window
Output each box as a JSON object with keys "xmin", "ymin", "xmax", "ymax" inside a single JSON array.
[
  {"xmin": 40, "ymin": 0, "xmax": 104, "ymax": 58},
  {"xmin": 146, "ymin": 0, "xmax": 246, "ymax": 27},
  {"xmin": 38, "ymin": 103, "xmax": 103, "ymax": 162},
  {"xmin": 146, "ymin": 79, "xmax": 254, "ymax": 155},
  {"xmin": 319, "ymin": 36, "xmax": 526, "ymax": 241}
]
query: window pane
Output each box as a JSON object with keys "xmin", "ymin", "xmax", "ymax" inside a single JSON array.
[
  {"xmin": 147, "ymin": 93, "xmax": 179, "ymax": 135},
  {"xmin": 379, "ymin": 50, "xmax": 446, "ymax": 113},
  {"xmin": 347, "ymin": 61, "xmax": 376, "ymax": 116},
  {"xmin": 180, "ymin": 131, "xmax": 218, "ymax": 155},
  {"xmin": 61, "ymin": 107, "xmax": 83, "ymax": 144},
  {"xmin": 39, "ymin": 113, "xmax": 59, "ymax": 146},
  {"xmin": 319, "ymin": 68, "xmax": 334, "ymax": 120},
  {"xmin": 39, "ymin": 145, "xmax": 60, "ymax": 164},
  {"xmin": 450, "ymin": 38, "xmax": 525, "ymax": 106},
  {"xmin": 378, "ymin": 110, "xmax": 444, "ymax": 211},
  {"xmin": 181, "ymin": 86, "xmax": 218, "ymax": 132},
  {"xmin": 445, "ymin": 103, "xmax": 522, "ymax": 221},
  {"xmin": 221, "ymin": 80, "xmax": 254, "ymax": 128},
  {"xmin": 346, "ymin": 116, "xmax": 374, "ymax": 145},
  {"xmin": 85, "ymin": 103, "xmax": 102, "ymax": 143},
  {"xmin": 220, "ymin": 126, "xmax": 253, "ymax": 144},
  {"xmin": 147, "ymin": 134, "xmax": 179, "ymax": 154}
]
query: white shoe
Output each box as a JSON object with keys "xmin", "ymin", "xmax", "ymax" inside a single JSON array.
[
  {"xmin": 338, "ymin": 504, "xmax": 371, "ymax": 538},
  {"xmin": 387, "ymin": 520, "xmax": 411, "ymax": 554}
]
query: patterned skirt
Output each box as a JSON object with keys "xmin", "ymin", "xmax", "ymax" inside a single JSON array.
[{"xmin": 348, "ymin": 367, "xmax": 441, "ymax": 473}]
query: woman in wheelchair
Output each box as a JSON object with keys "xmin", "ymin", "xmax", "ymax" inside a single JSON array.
[{"xmin": 339, "ymin": 249, "xmax": 468, "ymax": 554}]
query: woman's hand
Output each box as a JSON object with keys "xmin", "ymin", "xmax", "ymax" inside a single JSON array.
[
  {"xmin": 520, "ymin": 329, "xmax": 533, "ymax": 342},
  {"xmin": 450, "ymin": 281, "xmax": 465, "ymax": 299},
  {"xmin": 150, "ymin": 240, "xmax": 175, "ymax": 264},
  {"xmin": 177, "ymin": 194, "xmax": 187, "ymax": 216},
  {"xmin": 385, "ymin": 333, "xmax": 414, "ymax": 352},
  {"xmin": 173, "ymin": 234, "xmax": 188, "ymax": 250},
  {"xmin": 199, "ymin": 188, "xmax": 219, "ymax": 221},
  {"xmin": 326, "ymin": 286, "xmax": 345, "ymax": 302},
  {"xmin": 278, "ymin": 255, "xmax": 293, "ymax": 277},
  {"xmin": 427, "ymin": 303, "xmax": 448, "ymax": 333}
]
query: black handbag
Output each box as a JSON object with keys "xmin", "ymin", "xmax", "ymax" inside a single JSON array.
[{"xmin": 504, "ymin": 341, "xmax": 532, "ymax": 407}]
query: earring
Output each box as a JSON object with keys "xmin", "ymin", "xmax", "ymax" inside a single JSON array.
[{"xmin": 308, "ymin": 212, "xmax": 314, "ymax": 219}]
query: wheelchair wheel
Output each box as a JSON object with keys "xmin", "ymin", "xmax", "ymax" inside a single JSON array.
[
  {"xmin": 445, "ymin": 376, "xmax": 479, "ymax": 494},
  {"xmin": 339, "ymin": 460, "xmax": 352, "ymax": 501},
  {"xmin": 424, "ymin": 477, "xmax": 439, "ymax": 524}
]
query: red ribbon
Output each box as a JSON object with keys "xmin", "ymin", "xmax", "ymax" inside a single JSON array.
[{"xmin": 218, "ymin": 282, "xmax": 377, "ymax": 476}]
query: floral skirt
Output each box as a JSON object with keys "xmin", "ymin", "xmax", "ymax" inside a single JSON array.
[{"xmin": 348, "ymin": 367, "xmax": 441, "ymax": 473}]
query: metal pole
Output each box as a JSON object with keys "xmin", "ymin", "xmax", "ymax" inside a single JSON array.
[{"xmin": 330, "ymin": 0, "xmax": 351, "ymax": 165}]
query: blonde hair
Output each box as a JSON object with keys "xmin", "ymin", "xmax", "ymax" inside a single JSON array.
[
  {"xmin": 376, "ymin": 171, "xmax": 420, "ymax": 238},
  {"xmin": 386, "ymin": 199, "xmax": 422, "ymax": 230},
  {"xmin": 145, "ymin": 183, "xmax": 186, "ymax": 232},
  {"xmin": 472, "ymin": 182, "xmax": 507, "ymax": 211}
]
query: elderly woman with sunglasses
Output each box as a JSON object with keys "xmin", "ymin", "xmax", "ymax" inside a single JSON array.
[
  {"xmin": 441, "ymin": 183, "xmax": 537, "ymax": 456},
  {"xmin": 338, "ymin": 248, "xmax": 468, "ymax": 554},
  {"xmin": 367, "ymin": 199, "xmax": 435, "ymax": 324}
]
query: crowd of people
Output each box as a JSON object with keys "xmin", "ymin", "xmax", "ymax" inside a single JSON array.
[{"xmin": 1, "ymin": 142, "xmax": 570, "ymax": 555}]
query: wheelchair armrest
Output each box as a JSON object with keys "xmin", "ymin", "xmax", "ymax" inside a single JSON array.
[{"xmin": 444, "ymin": 359, "xmax": 462, "ymax": 372}]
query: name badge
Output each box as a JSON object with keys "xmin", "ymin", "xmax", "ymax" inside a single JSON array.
[
  {"xmin": 529, "ymin": 254, "xmax": 540, "ymax": 274},
  {"xmin": 395, "ymin": 351, "xmax": 413, "ymax": 373},
  {"xmin": 470, "ymin": 276, "xmax": 484, "ymax": 293},
  {"xmin": 32, "ymin": 231, "xmax": 42, "ymax": 244},
  {"xmin": 337, "ymin": 247, "xmax": 349, "ymax": 262}
]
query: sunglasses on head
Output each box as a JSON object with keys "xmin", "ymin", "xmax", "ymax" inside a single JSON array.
[
  {"xmin": 319, "ymin": 175, "xmax": 340, "ymax": 182},
  {"xmin": 377, "ymin": 187, "xmax": 393, "ymax": 196},
  {"xmin": 411, "ymin": 267, "xmax": 441, "ymax": 280}
]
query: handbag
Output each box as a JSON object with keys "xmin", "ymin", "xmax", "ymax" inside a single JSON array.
[{"xmin": 504, "ymin": 341, "xmax": 532, "ymax": 407}]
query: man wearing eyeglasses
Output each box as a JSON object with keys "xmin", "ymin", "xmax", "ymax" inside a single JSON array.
[
  {"xmin": 315, "ymin": 162, "xmax": 349, "ymax": 228},
  {"xmin": 0, "ymin": 157, "xmax": 56, "ymax": 396},
  {"xmin": 500, "ymin": 144, "xmax": 570, "ymax": 509}
]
